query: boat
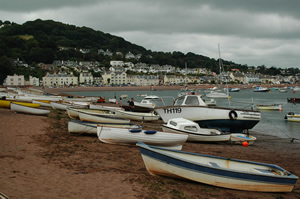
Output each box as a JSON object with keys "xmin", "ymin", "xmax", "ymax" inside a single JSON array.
[
  {"xmin": 108, "ymin": 98, "xmax": 117, "ymax": 103},
  {"xmin": 68, "ymin": 119, "xmax": 141, "ymax": 135},
  {"xmin": 287, "ymin": 97, "xmax": 300, "ymax": 104},
  {"xmin": 256, "ymin": 104, "xmax": 283, "ymax": 111},
  {"xmin": 253, "ymin": 87, "xmax": 269, "ymax": 92},
  {"xmin": 284, "ymin": 112, "xmax": 300, "ymax": 122},
  {"xmin": 229, "ymin": 88, "xmax": 240, "ymax": 92},
  {"xmin": 78, "ymin": 111, "xmax": 130, "ymax": 123},
  {"xmin": 161, "ymin": 118, "xmax": 231, "ymax": 142},
  {"xmin": 32, "ymin": 100, "xmax": 53, "ymax": 108},
  {"xmin": 97, "ymin": 126, "xmax": 188, "ymax": 150},
  {"xmin": 89, "ymin": 104, "xmax": 122, "ymax": 111},
  {"xmin": 113, "ymin": 110, "xmax": 160, "ymax": 121},
  {"xmin": 279, "ymin": 89, "xmax": 288, "ymax": 93},
  {"xmin": 121, "ymin": 99, "xmax": 155, "ymax": 112},
  {"xmin": 10, "ymin": 102, "xmax": 50, "ymax": 115},
  {"xmin": 14, "ymin": 95, "xmax": 62, "ymax": 102},
  {"xmin": 144, "ymin": 95, "xmax": 160, "ymax": 100},
  {"xmin": 206, "ymin": 90, "xmax": 229, "ymax": 98},
  {"xmin": 154, "ymin": 94, "xmax": 261, "ymax": 133},
  {"xmin": 293, "ymin": 86, "xmax": 300, "ymax": 91},
  {"xmin": 229, "ymin": 133, "xmax": 256, "ymax": 145},
  {"xmin": 137, "ymin": 142, "xmax": 298, "ymax": 192},
  {"xmin": 0, "ymin": 100, "xmax": 40, "ymax": 108}
]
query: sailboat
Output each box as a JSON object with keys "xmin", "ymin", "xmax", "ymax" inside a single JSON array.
[{"xmin": 206, "ymin": 44, "xmax": 230, "ymax": 99}]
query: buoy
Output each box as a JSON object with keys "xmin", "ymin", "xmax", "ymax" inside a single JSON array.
[
  {"xmin": 293, "ymin": 91, "xmax": 296, "ymax": 93},
  {"xmin": 280, "ymin": 108, "xmax": 283, "ymax": 111},
  {"xmin": 242, "ymin": 141, "xmax": 248, "ymax": 147},
  {"xmin": 229, "ymin": 96, "xmax": 232, "ymax": 99},
  {"xmin": 116, "ymin": 102, "xmax": 118, "ymax": 105}
]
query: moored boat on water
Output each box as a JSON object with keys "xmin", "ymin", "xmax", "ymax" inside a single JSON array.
[
  {"xmin": 284, "ymin": 112, "xmax": 300, "ymax": 122},
  {"xmin": 256, "ymin": 104, "xmax": 283, "ymax": 111},
  {"xmin": 253, "ymin": 87, "xmax": 269, "ymax": 92},
  {"xmin": 137, "ymin": 142, "xmax": 298, "ymax": 192}
]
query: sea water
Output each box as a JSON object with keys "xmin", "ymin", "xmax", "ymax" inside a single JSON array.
[{"xmin": 65, "ymin": 88, "xmax": 300, "ymax": 141}]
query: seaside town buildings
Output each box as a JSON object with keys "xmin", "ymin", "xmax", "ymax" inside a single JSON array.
[{"xmin": 2, "ymin": 57, "xmax": 299, "ymax": 87}]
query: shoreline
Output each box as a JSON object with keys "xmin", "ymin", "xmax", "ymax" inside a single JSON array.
[{"xmin": 38, "ymin": 84, "xmax": 300, "ymax": 96}]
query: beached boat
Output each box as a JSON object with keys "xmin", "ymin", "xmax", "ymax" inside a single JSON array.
[
  {"xmin": 89, "ymin": 104, "xmax": 122, "ymax": 111},
  {"xmin": 0, "ymin": 100, "xmax": 41, "ymax": 108},
  {"xmin": 32, "ymin": 100, "xmax": 53, "ymax": 108},
  {"xmin": 97, "ymin": 126, "xmax": 188, "ymax": 150},
  {"xmin": 14, "ymin": 95, "xmax": 62, "ymax": 102},
  {"xmin": 114, "ymin": 110, "xmax": 160, "ymax": 121},
  {"xmin": 121, "ymin": 99, "xmax": 155, "ymax": 112},
  {"xmin": 137, "ymin": 142, "xmax": 298, "ymax": 192},
  {"xmin": 284, "ymin": 112, "xmax": 300, "ymax": 122},
  {"xmin": 162, "ymin": 118, "xmax": 231, "ymax": 142},
  {"xmin": 154, "ymin": 94, "xmax": 261, "ymax": 133},
  {"xmin": 256, "ymin": 104, "xmax": 283, "ymax": 111},
  {"xmin": 253, "ymin": 87, "xmax": 269, "ymax": 92},
  {"xmin": 68, "ymin": 119, "xmax": 141, "ymax": 135},
  {"xmin": 10, "ymin": 102, "xmax": 50, "ymax": 115},
  {"xmin": 230, "ymin": 133, "xmax": 257, "ymax": 145},
  {"xmin": 78, "ymin": 111, "xmax": 130, "ymax": 123}
]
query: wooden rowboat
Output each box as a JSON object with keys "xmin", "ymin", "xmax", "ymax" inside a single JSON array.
[
  {"xmin": 97, "ymin": 126, "xmax": 188, "ymax": 150},
  {"xmin": 137, "ymin": 142, "xmax": 298, "ymax": 192},
  {"xmin": 78, "ymin": 111, "xmax": 130, "ymax": 123},
  {"xmin": 10, "ymin": 103, "xmax": 50, "ymax": 115},
  {"xmin": 114, "ymin": 110, "xmax": 160, "ymax": 121}
]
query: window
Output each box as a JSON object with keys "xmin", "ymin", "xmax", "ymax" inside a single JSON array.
[
  {"xmin": 185, "ymin": 96, "xmax": 199, "ymax": 105},
  {"xmin": 184, "ymin": 126, "xmax": 197, "ymax": 132}
]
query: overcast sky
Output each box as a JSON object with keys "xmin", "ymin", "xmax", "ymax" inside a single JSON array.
[{"xmin": 1, "ymin": 0, "xmax": 300, "ymax": 68}]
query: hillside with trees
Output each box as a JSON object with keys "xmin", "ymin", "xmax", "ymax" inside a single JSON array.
[{"xmin": 0, "ymin": 19, "xmax": 298, "ymax": 84}]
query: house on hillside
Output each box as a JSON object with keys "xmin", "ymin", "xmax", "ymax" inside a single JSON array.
[
  {"xmin": 42, "ymin": 72, "xmax": 78, "ymax": 87},
  {"xmin": 3, "ymin": 74, "xmax": 25, "ymax": 86}
]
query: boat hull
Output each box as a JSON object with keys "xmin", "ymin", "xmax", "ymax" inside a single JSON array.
[
  {"xmin": 137, "ymin": 142, "xmax": 298, "ymax": 192},
  {"xmin": 155, "ymin": 106, "xmax": 261, "ymax": 133},
  {"xmin": 10, "ymin": 103, "xmax": 50, "ymax": 115},
  {"xmin": 97, "ymin": 126, "xmax": 188, "ymax": 150},
  {"xmin": 68, "ymin": 119, "xmax": 141, "ymax": 134}
]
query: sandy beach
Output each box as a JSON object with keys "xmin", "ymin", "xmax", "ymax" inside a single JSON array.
[{"xmin": 1, "ymin": 101, "xmax": 300, "ymax": 198}]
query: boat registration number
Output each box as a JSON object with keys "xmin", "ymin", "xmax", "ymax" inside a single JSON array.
[{"xmin": 163, "ymin": 108, "xmax": 182, "ymax": 114}]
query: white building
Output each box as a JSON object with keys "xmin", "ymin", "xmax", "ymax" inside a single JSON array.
[
  {"xmin": 4, "ymin": 74, "xmax": 25, "ymax": 86},
  {"xmin": 42, "ymin": 72, "xmax": 78, "ymax": 87},
  {"xmin": 79, "ymin": 72, "xmax": 93, "ymax": 85},
  {"xmin": 102, "ymin": 71, "xmax": 127, "ymax": 86},
  {"xmin": 29, "ymin": 76, "xmax": 40, "ymax": 86}
]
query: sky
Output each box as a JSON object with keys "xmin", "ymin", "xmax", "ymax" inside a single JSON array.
[{"xmin": 1, "ymin": 0, "xmax": 300, "ymax": 69}]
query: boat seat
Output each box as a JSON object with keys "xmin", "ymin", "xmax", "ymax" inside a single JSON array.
[
  {"xmin": 253, "ymin": 168, "xmax": 273, "ymax": 174},
  {"xmin": 209, "ymin": 162, "xmax": 220, "ymax": 168},
  {"xmin": 129, "ymin": 129, "xmax": 142, "ymax": 133}
]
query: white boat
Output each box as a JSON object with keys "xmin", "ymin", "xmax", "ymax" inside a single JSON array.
[
  {"xmin": 293, "ymin": 86, "xmax": 300, "ymax": 91},
  {"xmin": 144, "ymin": 95, "xmax": 160, "ymax": 100},
  {"xmin": 279, "ymin": 89, "xmax": 288, "ymax": 93},
  {"xmin": 32, "ymin": 100, "xmax": 53, "ymax": 108},
  {"xmin": 89, "ymin": 104, "xmax": 122, "ymax": 111},
  {"xmin": 229, "ymin": 88, "xmax": 240, "ymax": 92},
  {"xmin": 137, "ymin": 142, "xmax": 298, "ymax": 192},
  {"xmin": 68, "ymin": 119, "xmax": 141, "ymax": 135},
  {"xmin": 162, "ymin": 118, "xmax": 231, "ymax": 142},
  {"xmin": 230, "ymin": 133, "xmax": 256, "ymax": 145},
  {"xmin": 253, "ymin": 87, "xmax": 269, "ymax": 92},
  {"xmin": 206, "ymin": 90, "xmax": 229, "ymax": 99},
  {"xmin": 10, "ymin": 102, "xmax": 50, "ymax": 115},
  {"xmin": 114, "ymin": 110, "xmax": 160, "ymax": 121},
  {"xmin": 108, "ymin": 98, "xmax": 117, "ymax": 103},
  {"xmin": 134, "ymin": 99, "xmax": 156, "ymax": 109},
  {"xmin": 14, "ymin": 95, "xmax": 62, "ymax": 102},
  {"xmin": 51, "ymin": 101, "xmax": 88, "ymax": 110},
  {"xmin": 78, "ymin": 111, "xmax": 130, "ymax": 123},
  {"xmin": 154, "ymin": 94, "xmax": 261, "ymax": 133},
  {"xmin": 97, "ymin": 126, "xmax": 188, "ymax": 150},
  {"xmin": 284, "ymin": 112, "xmax": 300, "ymax": 122},
  {"xmin": 256, "ymin": 104, "xmax": 283, "ymax": 111}
]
